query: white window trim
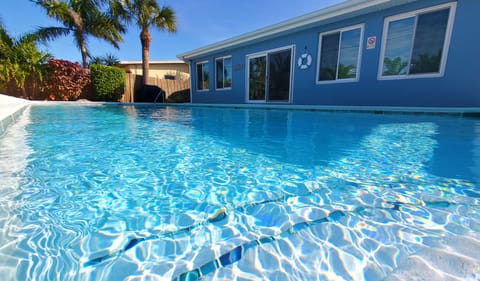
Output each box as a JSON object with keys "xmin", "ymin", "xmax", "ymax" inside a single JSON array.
[
  {"xmin": 316, "ymin": 23, "xmax": 364, "ymax": 85},
  {"xmin": 377, "ymin": 2, "xmax": 457, "ymax": 80},
  {"xmin": 245, "ymin": 45, "xmax": 295, "ymax": 104},
  {"xmin": 215, "ymin": 55, "xmax": 233, "ymax": 91},
  {"xmin": 196, "ymin": 60, "xmax": 209, "ymax": 92}
]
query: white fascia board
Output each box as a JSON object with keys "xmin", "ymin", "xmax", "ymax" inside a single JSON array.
[
  {"xmin": 118, "ymin": 60, "xmax": 187, "ymax": 65},
  {"xmin": 177, "ymin": 0, "xmax": 393, "ymax": 61}
]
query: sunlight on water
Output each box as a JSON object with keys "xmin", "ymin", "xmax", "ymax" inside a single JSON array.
[{"xmin": 0, "ymin": 105, "xmax": 479, "ymax": 281}]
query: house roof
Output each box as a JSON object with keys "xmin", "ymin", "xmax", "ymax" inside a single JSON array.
[{"xmin": 177, "ymin": 0, "xmax": 415, "ymax": 61}]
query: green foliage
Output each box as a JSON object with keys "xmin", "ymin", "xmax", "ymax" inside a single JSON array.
[
  {"xmin": 44, "ymin": 58, "xmax": 90, "ymax": 100},
  {"xmin": 112, "ymin": 0, "xmax": 177, "ymax": 31},
  {"xmin": 32, "ymin": 0, "xmax": 126, "ymax": 68},
  {"xmin": 90, "ymin": 64, "xmax": 125, "ymax": 101},
  {"xmin": 338, "ymin": 64, "xmax": 355, "ymax": 79},
  {"xmin": 111, "ymin": 0, "xmax": 176, "ymax": 84},
  {"xmin": 383, "ymin": 57, "xmax": 408, "ymax": 76},
  {"xmin": 89, "ymin": 53, "xmax": 119, "ymax": 66},
  {"xmin": 0, "ymin": 22, "xmax": 50, "ymax": 97}
]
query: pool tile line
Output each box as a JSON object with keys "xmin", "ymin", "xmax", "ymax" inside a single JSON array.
[
  {"xmin": 85, "ymin": 195, "xmax": 460, "ymax": 277},
  {"xmin": 173, "ymin": 210, "xmax": 347, "ymax": 281},
  {"xmin": 84, "ymin": 194, "xmax": 295, "ymax": 267},
  {"xmin": 83, "ymin": 208, "xmax": 229, "ymax": 267},
  {"xmin": 83, "ymin": 183, "xmax": 465, "ymax": 268},
  {"xmin": 83, "ymin": 194, "xmax": 293, "ymax": 267},
  {"xmin": 172, "ymin": 199, "xmax": 466, "ymax": 281}
]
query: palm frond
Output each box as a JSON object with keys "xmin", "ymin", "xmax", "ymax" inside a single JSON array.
[
  {"xmin": 89, "ymin": 55, "xmax": 103, "ymax": 66},
  {"xmin": 153, "ymin": 6, "xmax": 176, "ymax": 33},
  {"xmin": 87, "ymin": 13, "xmax": 125, "ymax": 48},
  {"xmin": 31, "ymin": 0, "xmax": 73, "ymax": 25},
  {"xmin": 34, "ymin": 26, "xmax": 71, "ymax": 43},
  {"xmin": 108, "ymin": 0, "xmax": 131, "ymax": 22},
  {"xmin": 0, "ymin": 21, "xmax": 14, "ymax": 48}
]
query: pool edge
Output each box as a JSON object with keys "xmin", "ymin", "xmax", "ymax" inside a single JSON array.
[
  {"xmin": 24, "ymin": 100, "xmax": 480, "ymax": 116},
  {"xmin": 0, "ymin": 94, "xmax": 30, "ymax": 136},
  {"xmin": 163, "ymin": 103, "xmax": 480, "ymax": 116}
]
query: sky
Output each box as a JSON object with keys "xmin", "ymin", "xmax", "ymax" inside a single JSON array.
[{"xmin": 1, "ymin": 0, "xmax": 345, "ymax": 63}]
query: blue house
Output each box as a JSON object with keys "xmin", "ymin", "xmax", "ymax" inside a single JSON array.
[{"xmin": 177, "ymin": 0, "xmax": 479, "ymax": 108}]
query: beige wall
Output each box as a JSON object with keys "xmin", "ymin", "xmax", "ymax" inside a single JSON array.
[{"xmin": 119, "ymin": 61, "xmax": 190, "ymax": 81}]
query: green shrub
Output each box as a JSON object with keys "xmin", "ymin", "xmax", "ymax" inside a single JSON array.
[{"xmin": 90, "ymin": 64, "xmax": 125, "ymax": 101}]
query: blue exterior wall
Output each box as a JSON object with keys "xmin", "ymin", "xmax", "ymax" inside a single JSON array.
[{"xmin": 188, "ymin": 0, "xmax": 480, "ymax": 107}]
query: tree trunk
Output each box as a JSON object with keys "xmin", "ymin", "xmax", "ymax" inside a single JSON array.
[
  {"xmin": 70, "ymin": 9, "xmax": 88, "ymax": 68},
  {"xmin": 80, "ymin": 41, "xmax": 88, "ymax": 68},
  {"xmin": 140, "ymin": 28, "xmax": 151, "ymax": 85}
]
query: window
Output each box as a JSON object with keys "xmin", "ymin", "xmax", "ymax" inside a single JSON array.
[
  {"xmin": 216, "ymin": 56, "xmax": 232, "ymax": 89},
  {"xmin": 196, "ymin": 61, "xmax": 209, "ymax": 91},
  {"xmin": 379, "ymin": 3, "xmax": 456, "ymax": 79},
  {"xmin": 317, "ymin": 24, "xmax": 363, "ymax": 83}
]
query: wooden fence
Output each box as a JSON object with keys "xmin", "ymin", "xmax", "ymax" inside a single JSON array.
[{"xmin": 121, "ymin": 74, "xmax": 190, "ymax": 103}]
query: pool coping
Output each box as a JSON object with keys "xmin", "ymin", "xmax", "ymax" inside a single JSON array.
[
  {"xmin": 30, "ymin": 100, "xmax": 480, "ymax": 113},
  {"xmin": 0, "ymin": 94, "xmax": 30, "ymax": 136},
  {"xmin": 6, "ymin": 99, "xmax": 480, "ymax": 119},
  {"xmin": 162, "ymin": 103, "xmax": 480, "ymax": 115}
]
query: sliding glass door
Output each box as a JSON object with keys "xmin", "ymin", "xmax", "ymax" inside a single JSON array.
[
  {"xmin": 247, "ymin": 47, "xmax": 292, "ymax": 103},
  {"xmin": 267, "ymin": 49, "xmax": 291, "ymax": 102},
  {"xmin": 248, "ymin": 56, "xmax": 266, "ymax": 101}
]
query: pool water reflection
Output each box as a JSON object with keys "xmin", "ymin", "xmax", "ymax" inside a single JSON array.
[{"xmin": 0, "ymin": 105, "xmax": 479, "ymax": 280}]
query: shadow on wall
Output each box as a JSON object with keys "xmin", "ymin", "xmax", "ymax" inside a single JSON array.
[
  {"xmin": 134, "ymin": 86, "xmax": 190, "ymax": 103},
  {"xmin": 135, "ymin": 85, "xmax": 165, "ymax": 103}
]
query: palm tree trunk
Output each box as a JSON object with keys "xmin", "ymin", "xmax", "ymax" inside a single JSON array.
[
  {"xmin": 140, "ymin": 28, "xmax": 151, "ymax": 85},
  {"xmin": 80, "ymin": 41, "xmax": 88, "ymax": 68}
]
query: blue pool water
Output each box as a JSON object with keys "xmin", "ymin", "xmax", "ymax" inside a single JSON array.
[{"xmin": 0, "ymin": 104, "xmax": 479, "ymax": 280}]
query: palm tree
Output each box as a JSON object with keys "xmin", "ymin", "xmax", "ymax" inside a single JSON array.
[
  {"xmin": 32, "ymin": 0, "xmax": 125, "ymax": 68},
  {"xmin": 113, "ymin": 0, "xmax": 176, "ymax": 85},
  {"xmin": 89, "ymin": 53, "xmax": 119, "ymax": 66},
  {"xmin": 383, "ymin": 57, "xmax": 408, "ymax": 76},
  {"xmin": 0, "ymin": 21, "xmax": 50, "ymax": 98},
  {"xmin": 102, "ymin": 53, "xmax": 120, "ymax": 66}
]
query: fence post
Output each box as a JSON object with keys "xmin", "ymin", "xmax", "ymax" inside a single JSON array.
[{"xmin": 127, "ymin": 73, "xmax": 135, "ymax": 102}]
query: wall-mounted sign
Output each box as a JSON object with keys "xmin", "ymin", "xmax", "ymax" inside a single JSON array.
[{"xmin": 367, "ymin": 36, "xmax": 376, "ymax": 49}]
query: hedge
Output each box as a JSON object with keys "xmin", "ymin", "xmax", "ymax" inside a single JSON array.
[{"xmin": 90, "ymin": 64, "xmax": 125, "ymax": 101}]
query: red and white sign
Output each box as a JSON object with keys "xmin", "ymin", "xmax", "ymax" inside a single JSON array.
[{"xmin": 367, "ymin": 36, "xmax": 376, "ymax": 49}]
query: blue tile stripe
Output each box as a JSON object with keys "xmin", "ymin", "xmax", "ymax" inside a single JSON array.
[
  {"xmin": 172, "ymin": 199, "xmax": 465, "ymax": 280},
  {"xmin": 83, "ymin": 208, "xmax": 228, "ymax": 267},
  {"xmin": 173, "ymin": 209, "xmax": 347, "ymax": 281},
  {"xmin": 83, "ymin": 186, "xmax": 459, "ymax": 269},
  {"xmin": 83, "ymin": 195, "xmax": 292, "ymax": 267}
]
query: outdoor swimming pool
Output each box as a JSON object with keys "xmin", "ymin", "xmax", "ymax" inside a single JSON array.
[{"xmin": 0, "ymin": 104, "xmax": 479, "ymax": 280}]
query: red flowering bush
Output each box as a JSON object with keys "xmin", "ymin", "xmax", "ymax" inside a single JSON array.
[{"xmin": 44, "ymin": 58, "xmax": 90, "ymax": 101}]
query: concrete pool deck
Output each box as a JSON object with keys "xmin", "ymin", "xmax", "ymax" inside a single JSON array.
[{"xmin": 0, "ymin": 94, "xmax": 30, "ymax": 135}]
